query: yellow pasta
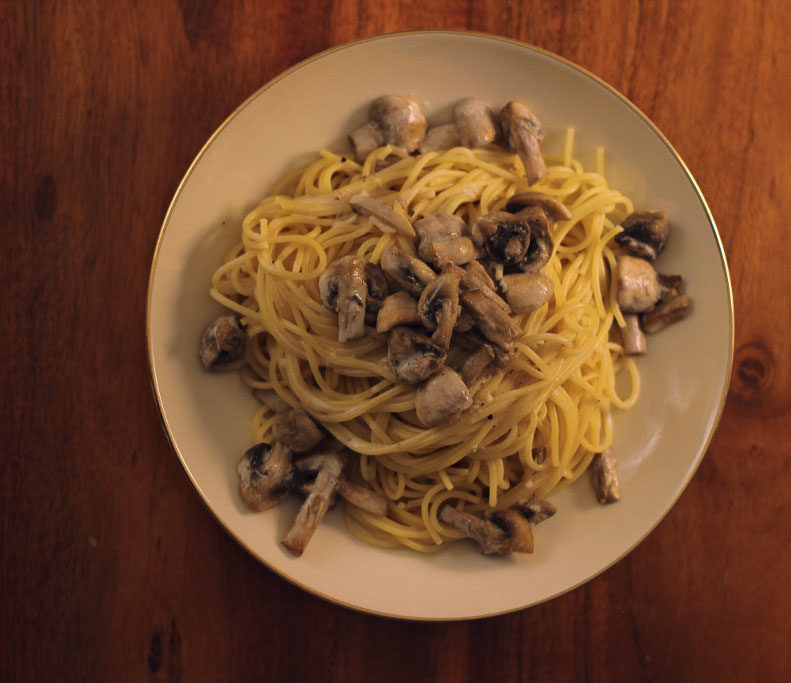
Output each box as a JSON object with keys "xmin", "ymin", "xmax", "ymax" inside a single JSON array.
[{"xmin": 210, "ymin": 136, "xmax": 638, "ymax": 552}]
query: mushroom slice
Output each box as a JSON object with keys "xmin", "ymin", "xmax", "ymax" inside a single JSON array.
[
  {"xmin": 199, "ymin": 315, "xmax": 247, "ymax": 371},
  {"xmin": 438, "ymin": 505, "xmax": 511, "ymax": 555},
  {"xmin": 237, "ymin": 442, "xmax": 294, "ymax": 512},
  {"xmin": 417, "ymin": 123, "xmax": 461, "ymax": 154},
  {"xmin": 516, "ymin": 499, "xmax": 556, "ymax": 525},
  {"xmin": 319, "ymin": 254, "xmax": 369, "ymax": 343},
  {"xmin": 490, "ymin": 341, "xmax": 517, "ymax": 368},
  {"xmin": 415, "ymin": 366, "xmax": 472, "ymax": 426},
  {"xmin": 349, "ymin": 194, "xmax": 415, "ymax": 238},
  {"xmin": 461, "ymin": 289, "xmax": 523, "ymax": 348},
  {"xmin": 349, "ymin": 95, "xmax": 428, "ymax": 161},
  {"xmin": 442, "ymin": 263, "xmax": 506, "ymax": 314},
  {"xmin": 364, "ymin": 261, "xmax": 390, "ymax": 314},
  {"xmin": 454, "ymin": 98, "xmax": 499, "ymax": 148},
  {"xmin": 254, "ymin": 390, "xmax": 324, "ymax": 453},
  {"xmin": 380, "ymin": 244, "xmax": 436, "ymax": 296},
  {"xmin": 642, "ymin": 295, "xmax": 693, "ymax": 334},
  {"xmin": 620, "ymin": 314, "xmax": 646, "ymax": 356},
  {"xmin": 415, "ymin": 213, "xmax": 475, "ymax": 267},
  {"xmin": 501, "ymin": 272, "xmax": 554, "ymax": 315},
  {"xmin": 387, "ymin": 326, "xmax": 446, "ymax": 383},
  {"xmin": 516, "ymin": 206, "xmax": 554, "ymax": 272},
  {"xmin": 418, "ymin": 272, "xmax": 461, "ymax": 349},
  {"xmin": 462, "ymin": 259, "xmax": 497, "ymax": 291},
  {"xmin": 376, "ymin": 291, "xmax": 421, "ymax": 334},
  {"xmin": 473, "ymin": 211, "xmax": 530, "ymax": 267},
  {"xmin": 590, "ymin": 448, "xmax": 620, "ymax": 504},
  {"xmin": 454, "ymin": 307, "xmax": 475, "ymax": 332},
  {"xmin": 615, "ymin": 255, "xmax": 661, "ymax": 314},
  {"xmin": 281, "ymin": 451, "xmax": 347, "ymax": 556},
  {"xmin": 460, "ymin": 344, "xmax": 495, "ymax": 386},
  {"xmin": 487, "ymin": 509, "xmax": 534, "ymax": 553},
  {"xmin": 500, "ymin": 101, "xmax": 547, "ymax": 184},
  {"xmin": 615, "ymin": 210, "xmax": 669, "ymax": 261},
  {"xmin": 293, "ymin": 455, "xmax": 388, "ymax": 517},
  {"xmin": 658, "ymin": 273, "xmax": 685, "ymax": 302},
  {"xmin": 505, "ymin": 191, "xmax": 571, "ymax": 222}
]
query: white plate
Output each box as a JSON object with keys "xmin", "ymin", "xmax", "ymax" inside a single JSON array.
[{"xmin": 147, "ymin": 31, "xmax": 733, "ymax": 620}]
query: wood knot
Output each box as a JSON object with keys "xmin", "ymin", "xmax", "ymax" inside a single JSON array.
[{"xmin": 731, "ymin": 341, "xmax": 773, "ymax": 401}]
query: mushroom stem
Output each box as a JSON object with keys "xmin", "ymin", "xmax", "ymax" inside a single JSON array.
[
  {"xmin": 620, "ymin": 314, "xmax": 647, "ymax": 356},
  {"xmin": 590, "ymin": 448, "xmax": 620, "ymax": 504}
]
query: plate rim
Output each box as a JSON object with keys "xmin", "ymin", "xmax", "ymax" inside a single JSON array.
[{"xmin": 146, "ymin": 29, "xmax": 735, "ymax": 621}]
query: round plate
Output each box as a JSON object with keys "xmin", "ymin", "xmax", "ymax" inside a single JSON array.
[{"xmin": 147, "ymin": 31, "xmax": 733, "ymax": 620}]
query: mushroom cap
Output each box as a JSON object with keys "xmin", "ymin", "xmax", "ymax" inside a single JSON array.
[
  {"xmin": 418, "ymin": 272, "xmax": 461, "ymax": 349},
  {"xmin": 505, "ymin": 191, "xmax": 571, "ymax": 223},
  {"xmin": 473, "ymin": 211, "xmax": 531, "ymax": 267},
  {"xmin": 501, "ymin": 272, "xmax": 554, "ymax": 315},
  {"xmin": 454, "ymin": 97, "xmax": 499, "ymax": 148},
  {"xmin": 376, "ymin": 291, "xmax": 421, "ymax": 334},
  {"xmin": 417, "ymin": 123, "xmax": 461, "ymax": 154},
  {"xmin": 370, "ymin": 95, "xmax": 427, "ymax": 153},
  {"xmin": 237, "ymin": 442, "xmax": 294, "ymax": 512},
  {"xmin": 500, "ymin": 101, "xmax": 544, "ymax": 142},
  {"xmin": 199, "ymin": 314, "xmax": 247, "ymax": 371},
  {"xmin": 380, "ymin": 244, "xmax": 436, "ymax": 296},
  {"xmin": 516, "ymin": 206, "xmax": 554, "ymax": 273},
  {"xmin": 615, "ymin": 254, "xmax": 661, "ymax": 314},
  {"xmin": 387, "ymin": 325, "xmax": 446, "ymax": 383},
  {"xmin": 614, "ymin": 210, "xmax": 669, "ymax": 261},
  {"xmin": 319, "ymin": 254, "xmax": 368, "ymax": 343},
  {"xmin": 487, "ymin": 509, "xmax": 535, "ymax": 553},
  {"xmin": 364, "ymin": 261, "xmax": 390, "ymax": 312}
]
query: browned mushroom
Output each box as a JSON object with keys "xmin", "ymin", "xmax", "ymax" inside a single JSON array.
[
  {"xmin": 349, "ymin": 194, "xmax": 415, "ymax": 238},
  {"xmin": 459, "ymin": 344, "xmax": 495, "ymax": 386},
  {"xmin": 500, "ymin": 101, "xmax": 547, "ymax": 184},
  {"xmin": 443, "ymin": 262, "xmax": 511, "ymax": 314},
  {"xmin": 460, "ymin": 289, "xmax": 523, "ymax": 348},
  {"xmin": 376, "ymin": 291, "xmax": 421, "ymax": 334},
  {"xmin": 364, "ymin": 261, "xmax": 390, "ymax": 320},
  {"xmin": 319, "ymin": 254, "xmax": 369, "ymax": 343},
  {"xmin": 658, "ymin": 273, "xmax": 685, "ymax": 302},
  {"xmin": 515, "ymin": 498, "xmax": 557, "ymax": 524},
  {"xmin": 500, "ymin": 272, "xmax": 554, "ymax": 314},
  {"xmin": 415, "ymin": 366, "xmax": 472, "ymax": 426},
  {"xmin": 486, "ymin": 509, "xmax": 534, "ymax": 553},
  {"xmin": 590, "ymin": 448, "xmax": 620, "ymax": 504},
  {"xmin": 254, "ymin": 390, "xmax": 324, "ymax": 453},
  {"xmin": 418, "ymin": 272, "xmax": 461, "ymax": 349},
  {"xmin": 438, "ymin": 505, "xmax": 510, "ymax": 554},
  {"xmin": 199, "ymin": 314, "xmax": 247, "ymax": 371},
  {"xmin": 237, "ymin": 442, "xmax": 294, "ymax": 512},
  {"xmin": 281, "ymin": 450, "xmax": 347, "ymax": 556},
  {"xmin": 380, "ymin": 244, "xmax": 436, "ymax": 296},
  {"xmin": 615, "ymin": 211, "xmax": 669, "ymax": 261},
  {"xmin": 620, "ymin": 314, "xmax": 647, "ymax": 356},
  {"xmin": 505, "ymin": 191, "xmax": 571, "ymax": 222},
  {"xmin": 349, "ymin": 95, "xmax": 427, "ymax": 161},
  {"xmin": 615, "ymin": 254, "xmax": 660, "ymax": 314},
  {"xmin": 415, "ymin": 213, "xmax": 475, "ymax": 267},
  {"xmin": 387, "ymin": 325, "xmax": 446, "ymax": 383},
  {"xmin": 642, "ymin": 295, "xmax": 693, "ymax": 334},
  {"xmin": 472, "ymin": 206, "xmax": 553, "ymax": 273}
]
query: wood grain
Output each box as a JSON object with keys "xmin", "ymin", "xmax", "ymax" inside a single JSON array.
[{"xmin": 2, "ymin": 1, "xmax": 790, "ymax": 681}]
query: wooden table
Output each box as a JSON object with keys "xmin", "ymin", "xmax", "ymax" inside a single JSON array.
[{"xmin": 3, "ymin": 2, "xmax": 789, "ymax": 680}]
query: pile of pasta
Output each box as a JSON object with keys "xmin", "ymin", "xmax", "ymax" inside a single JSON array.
[{"xmin": 210, "ymin": 134, "xmax": 639, "ymax": 552}]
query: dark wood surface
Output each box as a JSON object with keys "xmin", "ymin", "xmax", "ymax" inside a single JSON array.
[{"xmin": 3, "ymin": 1, "xmax": 790, "ymax": 681}]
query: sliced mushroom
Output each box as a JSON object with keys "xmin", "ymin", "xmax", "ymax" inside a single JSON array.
[
  {"xmin": 473, "ymin": 207, "xmax": 553, "ymax": 272},
  {"xmin": 501, "ymin": 272, "xmax": 554, "ymax": 315},
  {"xmin": 199, "ymin": 315, "xmax": 247, "ymax": 371},
  {"xmin": 380, "ymin": 244, "xmax": 436, "ymax": 296},
  {"xmin": 319, "ymin": 254, "xmax": 369, "ymax": 343},
  {"xmin": 658, "ymin": 273, "xmax": 685, "ymax": 302},
  {"xmin": 620, "ymin": 314, "xmax": 646, "ymax": 356},
  {"xmin": 454, "ymin": 307, "xmax": 475, "ymax": 332},
  {"xmin": 460, "ymin": 289, "xmax": 523, "ymax": 348},
  {"xmin": 487, "ymin": 509, "xmax": 534, "ymax": 553},
  {"xmin": 281, "ymin": 451, "xmax": 347, "ymax": 556},
  {"xmin": 349, "ymin": 194, "xmax": 415, "ymax": 238},
  {"xmin": 454, "ymin": 98, "xmax": 499, "ymax": 148},
  {"xmin": 387, "ymin": 325, "xmax": 446, "ymax": 383},
  {"xmin": 505, "ymin": 191, "xmax": 571, "ymax": 222},
  {"xmin": 293, "ymin": 455, "xmax": 388, "ymax": 517},
  {"xmin": 517, "ymin": 206, "xmax": 554, "ymax": 272},
  {"xmin": 590, "ymin": 448, "xmax": 620, "ymax": 504},
  {"xmin": 459, "ymin": 344, "xmax": 495, "ymax": 386},
  {"xmin": 462, "ymin": 259, "xmax": 497, "ymax": 291},
  {"xmin": 615, "ymin": 255, "xmax": 660, "ymax": 314},
  {"xmin": 490, "ymin": 341, "xmax": 517, "ymax": 367},
  {"xmin": 438, "ymin": 505, "xmax": 510, "ymax": 554},
  {"xmin": 615, "ymin": 210, "xmax": 669, "ymax": 261},
  {"xmin": 418, "ymin": 272, "xmax": 461, "ymax": 349},
  {"xmin": 417, "ymin": 123, "xmax": 461, "ymax": 154},
  {"xmin": 364, "ymin": 261, "xmax": 390, "ymax": 314},
  {"xmin": 254, "ymin": 390, "xmax": 324, "ymax": 453},
  {"xmin": 516, "ymin": 498, "xmax": 556, "ymax": 524},
  {"xmin": 237, "ymin": 442, "xmax": 294, "ymax": 512},
  {"xmin": 415, "ymin": 366, "xmax": 472, "ymax": 426},
  {"xmin": 442, "ymin": 263, "xmax": 508, "ymax": 314},
  {"xmin": 376, "ymin": 291, "xmax": 421, "ymax": 334},
  {"xmin": 642, "ymin": 295, "xmax": 693, "ymax": 334},
  {"xmin": 500, "ymin": 101, "xmax": 547, "ymax": 184},
  {"xmin": 349, "ymin": 95, "xmax": 428, "ymax": 161},
  {"xmin": 415, "ymin": 213, "xmax": 475, "ymax": 267}
]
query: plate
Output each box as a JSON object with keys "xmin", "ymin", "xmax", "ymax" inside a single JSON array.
[{"xmin": 147, "ymin": 31, "xmax": 733, "ymax": 620}]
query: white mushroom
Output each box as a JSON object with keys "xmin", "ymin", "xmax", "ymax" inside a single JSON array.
[
  {"xmin": 415, "ymin": 366, "xmax": 472, "ymax": 426},
  {"xmin": 417, "ymin": 98, "xmax": 499, "ymax": 153},
  {"xmin": 417, "ymin": 124, "xmax": 461, "ymax": 154},
  {"xmin": 376, "ymin": 291, "xmax": 421, "ymax": 334},
  {"xmin": 254, "ymin": 390, "xmax": 324, "ymax": 453},
  {"xmin": 459, "ymin": 344, "xmax": 495, "ymax": 386},
  {"xmin": 615, "ymin": 254, "xmax": 661, "ymax": 314},
  {"xmin": 349, "ymin": 195, "xmax": 415, "ymax": 238},
  {"xmin": 460, "ymin": 289, "xmax": 523, "ymax": 349},
  {"xmin": 380, "ymin": 244, "xmax": 436, "ymax": 296},
  {"xmin": 199, "ymin": 315, "xmax": 247, "ymax": 371},
  {"xmin": 387, "ymin": 326, "xmax": 446, "ymax": 383},
  {"xmin": 415, "ymin": 213, "xmax": 475, "ymax": 267},
  {"xmin": 418, "ymin": 272, "xmax": 461, "ymax": 349},
  {"xmin": 505, "ymin": 191, "xmax": 571, "ymax": 222},
  {"xmin": 501, "ymin": 272, "xmax": 554, "ymax": 315},
  {"xmin": 615, "ymin": 210, "xmax": 669, "ymax": 261},
  {"xmin": 237, "ymin": 442, "xmax": 294, "ymax": 512},
  {"xmin": 590, "ymin": 448, "xmax": 620, "ymax": 504},
  {"xmin": 349, "ymin": 95, "xmax": 427, "ymax": 161},
  {"xmin": 438, "ymin": 504, "xmax": 534, "ymax": 555},
  {"xmin": 319, "ymin": 254, "xmax": 369, "ymax": 343},
  {"xmin": 515, "ymin": 498, "xmax": 557, "ymax": 524},
  {"xmin": 620, "ymin": 314, "xmax": 647, "ymax": 356},
  {"xmin": 500, "ymin": 101, "xmax": 548, "ymax": 184}
]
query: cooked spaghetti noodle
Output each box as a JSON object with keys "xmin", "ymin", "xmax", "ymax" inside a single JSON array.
[{"xmin": 210, "ymin": 133, "xmax": 639, "ymax": 552}]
